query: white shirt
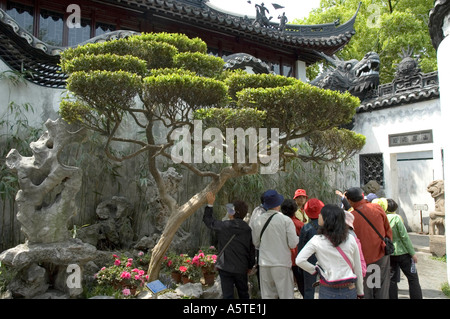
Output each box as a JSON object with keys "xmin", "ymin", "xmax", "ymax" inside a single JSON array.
[
  {"xmin": 249, "ymin": 205, "xmax": 265, "ymax": 230},
  {"xmin": 295, "ymin": 234, "xmax": 364, "ymax": 296},
  {"xmin": 252, "ymin": 210, "xmax": 298, "ymax": 268}
]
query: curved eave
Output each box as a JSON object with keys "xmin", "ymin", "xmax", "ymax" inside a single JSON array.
[
  {"xmin": 104, "ymin": 0, "xmax": 359, "ymax": 60},
  {"xmin": 0, "ymin": 10, "xmax": 65, "ymax": 88},
  {"xmin": 357, "ymin": 87, "xmax": 440, "ymax": 113},
  {"xmin": 0, "ymin": 8, "xmax": 140, "ymax": 88}
]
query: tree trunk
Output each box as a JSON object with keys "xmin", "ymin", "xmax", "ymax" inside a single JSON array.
[{"xmin": 147, "ymin": 163, "xmax": 257, "ymax": 281}]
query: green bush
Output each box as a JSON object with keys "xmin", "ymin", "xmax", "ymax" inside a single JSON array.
[
  {"xmin": 174, "ymin": 52, "xmax": 224, "ymax": 78},
  {"xmin": 226, "ymin": 73, "xmax": 297, "ymax": 101},
  {"xmin": 61, "ymin": 54, "xmax": 148, "ymax": 76},
  {"xmin": 143, "ymin": 74, "xmax": 227, "ymax": 108},
  {"xmin": 66, "ymin": 70, "xmax": 142, "ymax": 111}
]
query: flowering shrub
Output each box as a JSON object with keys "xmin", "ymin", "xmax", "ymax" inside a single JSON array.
[
  {"xmin": 197, "ymin": 251, "xmax": 218, "ymax": 275},
  {"xmin": 162, "ymin": 252, "xmax": 185, "ymax": 273},
  {"xmin": 95, "ymin": 254, "xmax": 149, "ymax": 297},
  {"xmin": 179, "ymin": 254, "xmax": 202, "ymax": 281},
  {"xmin": 161, "ymin": 248, "xmax": 218, "ymax": 284}
]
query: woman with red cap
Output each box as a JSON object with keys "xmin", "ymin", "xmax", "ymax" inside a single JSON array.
[
  {"xmin": 293, "ymin": 189, "xmax": 309, "ymax": 224},
  {"xmin": 296, "ymin": 198, "xmax": 324, "ymax": 299}
]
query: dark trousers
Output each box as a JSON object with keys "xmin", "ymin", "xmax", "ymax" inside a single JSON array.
[
  {"xmin": 364, "ymin": 255, "xmax": 390, "ymax": 299},
  {"xmin": 389, "ymin": 254, "xmax": 422, "ymax": 299},
  {"xmin": 292, "ymin": 265, "xmax": 304, "ymax": 298},
  {"xmin": 303, "ymin": 270, "xmax": 317, "ymax": 299},
  {"xmin": 218, "ymin": 269, "xmax": 249, "ymax": 299}
]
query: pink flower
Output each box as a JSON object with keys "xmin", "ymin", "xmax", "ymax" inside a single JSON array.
[
  {"xmin": 114, "ymin": 259, "xmax": 121, "ymax": 266},
  {"xmin": 138, "ymin": 251, "xmax": 144, "ymax": 256},
  {"xmin": 192, "ymin": 255, "xmax": 200, "ymax": 266},
  {"xmin": 122, "ymin": 288, "xmax": 131, "ymax": 296},
  {"xmin": 134, "ymin": 275, "xmax": 141, "ymax": 280},
  {"xmin": 132, "ymin": 268, "xmax": 140, "ymax": 273},
  {"xmin": 113, "ymin": 254, "xmax": 118, "ymax": 258},
  {"xmin": 198, "ymin": 252, "xmax": 205, "ymax": 258},
  {"xmin": 120, "ymin": 271, "xmax": 131, "ymax": 279},
  {"xmin": 126, "ymin": 262, "xmax": 132, "ymax": 267},
  {"xmin": 101, "ymin": 267, "xmax": 106, "ymax": 271},
  {"xmin": 179, "ymin": 266, "xmax": 187, "ymax": 273},
  {"xmin": 138, "ymin": 270, "xmax": 145, "ymax": 275},
  {"xmin": 167, "ymin": 260, "xmax": 173, "ymax": 267}
]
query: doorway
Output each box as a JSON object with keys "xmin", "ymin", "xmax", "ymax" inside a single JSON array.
[{"xmin": 396, "ymin": 151, "xmax": 435, "ymax": 233}]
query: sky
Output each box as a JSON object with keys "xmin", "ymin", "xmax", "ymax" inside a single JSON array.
[{"xmin": 208, "ymin": 0, "xmax": 322, "ymax": 21}]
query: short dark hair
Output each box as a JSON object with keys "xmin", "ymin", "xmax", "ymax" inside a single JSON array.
[
  {"xmin": 387, "ymin": 198, "xmax": 398, "ymax": 212},
  {"xmin": 281, "ymin": 199, "xmax": 298, "ymax": 217},
  {"xmin": 345, "ymin": 187, "xmax": 364, "ymax": 202},
  {"xmin": 233, "ymin": 200, "xmax": 248, "ymax": 219}
]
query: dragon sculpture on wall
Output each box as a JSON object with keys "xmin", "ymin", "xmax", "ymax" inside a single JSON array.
[
  {"xmin": 310, "ymin": 51, "xmax": 380, "ymax": 101},
  {"xmin": 224, "ymin": 51, "xmax": 380, "ymax": 102}
]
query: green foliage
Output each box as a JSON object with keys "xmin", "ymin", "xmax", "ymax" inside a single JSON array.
[
  {"xmin": 66, "ymin": 70, "xmax": 142, "ymax": 113},
  {"xmin": 226, "ymin": 73, "xmax": 297, "ymax": 101},
  {"xmin": 237, "ymin": 82, "xmax": 360, "ymax": 134},
  {"xmin": 137, "ymin": 32, "xmax": 207, "ymax": 53},
  {"xmin": 61, "ymin": 37, "xmax": 178, "ymax": 70},
  {"xmin": 441, "ymin": 282, "xmax": 450, "ymax": 297},
  {"xmin": 296, "ymin": 0, "xmax": 436, "ymax": 83},
  {"xmin": 61, "ymin": 54, "xmax": 148, "ymax": 76},
  {"xmin": 174, "ymin": 52, "xmax": 225, "ymax": 78},
  {"xmin": 59, "ymin": 99, "xmax": 92, "ymax": 125},
  {"xmin": 194, "ymin": 107, "xmax": 266, "ymax": 131},
  {"xmin": 0, "ymin": 262, "xmax": 18, "ymax": 293},
  {"xmin": 143, "ymin": 74, "xmax": 227, "ymax": 109},
  {"xmin": 305, "ymin": 128, "xmax": 366, "ymax": 161}
]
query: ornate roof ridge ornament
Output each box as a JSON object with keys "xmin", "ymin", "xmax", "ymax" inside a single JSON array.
[{"xmin": 358, "ymin": 47, "xmax": 439, "ymax": 113}]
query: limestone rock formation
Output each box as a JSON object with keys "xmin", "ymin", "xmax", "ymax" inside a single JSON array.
[
  {"xmin": 1, "ymin": 118, "xmax": 97, "ymax": 298},
  {"xmin": 5, "ymin": 118, "xmax": 86, "ymax": 243}
]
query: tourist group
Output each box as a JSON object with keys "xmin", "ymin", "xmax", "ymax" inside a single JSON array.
[{"xmin": 203, "ymin": 187, "xmax": 422, "ymax": 299}]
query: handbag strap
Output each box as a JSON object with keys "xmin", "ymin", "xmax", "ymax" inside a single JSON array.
[
  {"xmin": 218, "ymin": 234, "xmax": 236, "ymax": 258},
  {"xmin": 260, "ymin": 213, "xmax": 277, "ymax": 240},
  {"xmin": 336, "ymin": 246, "xmax": 354, "ymax": 272},
  {"xmin": 353, "ymin": 208, "xmax": 384, "ymax": 241}
]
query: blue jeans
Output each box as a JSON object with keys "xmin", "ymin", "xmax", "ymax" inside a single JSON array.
[{"xmin": 319, "ymin": 284, "xmax": 357, "ymax": 299}]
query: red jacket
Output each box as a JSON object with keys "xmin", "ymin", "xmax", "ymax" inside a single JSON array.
[
  {"xmin": 351, "ymin": 200, "xmax": 393, "ymax": 264},
  {"xmin": 290, "ymin": 216, "xmax": 304, "ymax": 266}
]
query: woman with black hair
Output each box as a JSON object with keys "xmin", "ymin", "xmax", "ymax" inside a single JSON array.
[{"xmin": 295, "ymin": 204, "xmax": 364, "ymax": 299}]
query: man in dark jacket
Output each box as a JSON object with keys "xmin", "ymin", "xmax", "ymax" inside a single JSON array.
[{"xmin": 203, "ymin": 192, "xmax": 256, "ymax": 299}]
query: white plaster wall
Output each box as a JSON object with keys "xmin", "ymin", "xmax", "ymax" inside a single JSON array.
[
  {"xmin": 348, "ymin": 98, "xmax": 443, "ymax": 231},
  {"xmin": 0, "ymin": 59, "xmax": 64, "ymax": 132},
  {"xmin": 437, "ymin": 16, "xmax": 450, "ymax": 283}
]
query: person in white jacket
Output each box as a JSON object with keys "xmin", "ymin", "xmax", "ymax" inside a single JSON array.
[
  {"xmin": 296, "ymin": 204, "xmax": 364, "ymax": 299},
  {"xmin": 252, "ymin": 189, "xmax": 298, "ymax": 299}
]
